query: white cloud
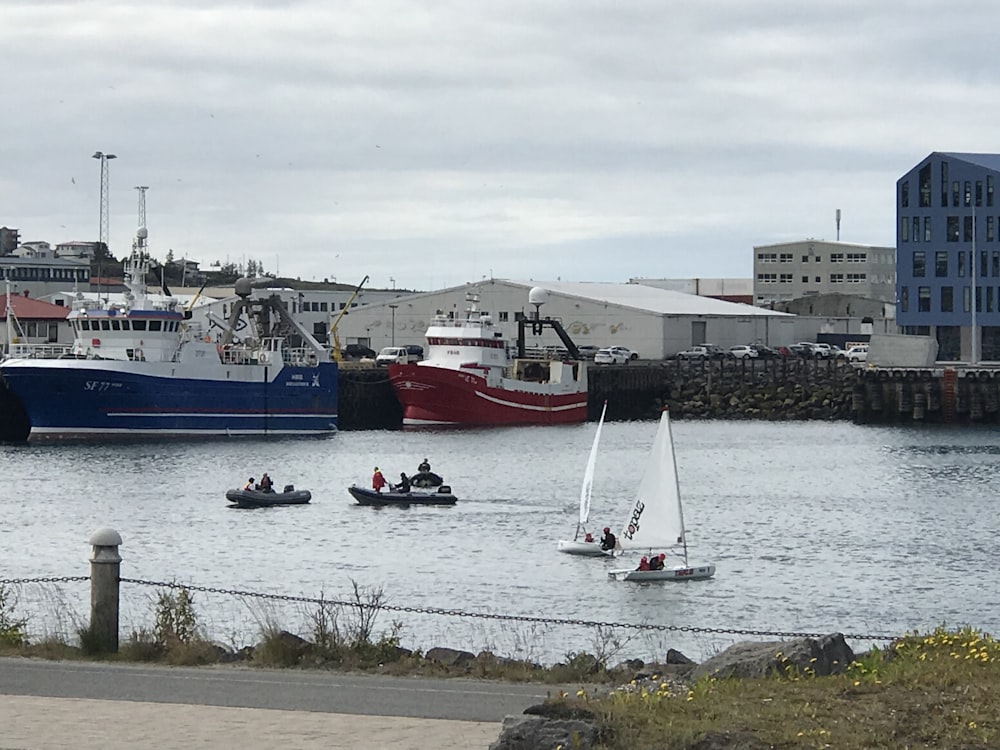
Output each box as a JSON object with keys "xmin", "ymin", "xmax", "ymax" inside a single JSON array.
[{"xmin": 3, "ymin": 0, "xmax": 998, "ymax": 289}]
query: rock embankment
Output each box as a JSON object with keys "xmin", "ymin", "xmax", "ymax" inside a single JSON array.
[
  {"xmin": 489, "ymin": 633, "xmax": 855, "ymax": 750},
  {"xmin": 590, "ymin": 359, "xmax": 856, "ymax": 422}
]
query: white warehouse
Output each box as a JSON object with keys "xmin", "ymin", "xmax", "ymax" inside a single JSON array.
[{"xmin": 333, "ymin": 279, "xmax": 794, "ymax": 359}]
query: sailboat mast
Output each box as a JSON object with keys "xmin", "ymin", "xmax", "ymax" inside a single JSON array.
[{"xmin": 664, "ymin": 407, "xmax": 689, "ymax": 564}]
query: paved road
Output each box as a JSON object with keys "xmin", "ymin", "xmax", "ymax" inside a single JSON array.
[
  {"xmin": 0, "ymin": 657, "xmax": 581, "ymax": 749},
  {"xmin": 0, "ymin": 657, "xmax": 569, "ymax": 721}
]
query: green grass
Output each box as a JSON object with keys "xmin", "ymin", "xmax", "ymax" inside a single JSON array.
[{"xmin": 558, "ymin": 627, "xmax": 1000, "ymax": 749}]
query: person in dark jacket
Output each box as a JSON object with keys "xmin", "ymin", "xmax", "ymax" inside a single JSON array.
[
  {"xmin": 418, "ymin": 458, "xmax": 431, "ymax": 473},
  {"xmin": 258, "ymin": 473, "xmax": 274, "ymax": 492},
  {"xmin": 600, "ymin": 527, "xmax": 617, "ymax": 551},
  {"xmin": 649, "ymin": 553, "xmax": 666, "ymax": 571},
  {"xmin": 395, "ymin": 472, "xmax": 411, "ymax": 493}
]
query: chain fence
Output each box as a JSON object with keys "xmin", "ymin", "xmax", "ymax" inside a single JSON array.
[{"xmin": 0, "ymin": 574, "xmax": 901, "ymax": 658}]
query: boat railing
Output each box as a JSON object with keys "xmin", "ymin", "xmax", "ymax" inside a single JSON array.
[
  {"xmin": 218, "ymin": 346, "xmax": 257, "ymax": 366},
  {"xmin": 7, "ymin": 342, "xmax": 75, "ymax": 359},
  {"xmin": 282, "ymin": 346, "xmax": 320, "ymax": 366}
]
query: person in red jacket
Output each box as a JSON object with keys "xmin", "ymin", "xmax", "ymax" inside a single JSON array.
[
  {"xmin": 372, "ymin": 467, "xmax": 387, "ymax": 493},
  {"xmin": 636, "ymin": 555, "xmax": 650, "ymax": 571}
]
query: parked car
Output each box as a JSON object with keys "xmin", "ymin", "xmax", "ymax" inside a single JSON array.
[
  {"xmin": 791, "ymin": 342, "xmax": 820, "ymax": 358},
  {"xmin": 751, "ymin": 344, "xmax": 779, "ymax": 358},
  {"xmin": 702, "ymin": 343, "xmax": 727, "ymax": 359},
  {"xmin": 576, "ymin": 345, "xmax": 601, "ymax": 360},
  {"xmin": 846, "ymin": 344, "xmax": 869, "ymax": 363},
  {"xmin": 774, "ymin": 346, "xmax": 793, "ymax": 357},
  {"xmin": 594, "ymin": 346, "xmax": 638, "ymax": 364},
  {"xmin": 375, "ymin": 346, "xmax": 422, "ymax": 366},
  {"xmin": 727, "ymin": 345, "xmax": 758, "ymax": 359},
  {"xmin": 404, "ymin": 344, "xmax": 424, "ymax": 359},
  {"xmin": 341, "ymin": 343, "xmax": 376, "ymax": 360},
  {"xmin": 677, "ymin": 345, "xmax": 711, "ymax": 360}
]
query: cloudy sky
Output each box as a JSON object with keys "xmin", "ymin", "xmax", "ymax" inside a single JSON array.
[{"xmin": 1, "ymin": 1, "xmax": 993, "ymax": 290}]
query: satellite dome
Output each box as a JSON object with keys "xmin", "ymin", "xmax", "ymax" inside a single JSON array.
[
  {"xmin": 136, "ymin": 227, "xmax": 148, "ymax": 240},
  {"xmin": 235, "ymin": 277, "xmax": 253, "ymax": 297},
  {"xmin": 528, "ymin": 287, "xmax": 550, "ymax": 306}
]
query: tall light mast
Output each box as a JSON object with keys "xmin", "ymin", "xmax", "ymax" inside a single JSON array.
[{"xmin": 92, "ymin": 151, "xmax": 117, "ymax": 254}]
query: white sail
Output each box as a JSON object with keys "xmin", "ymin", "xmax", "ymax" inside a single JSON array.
[
  {"xmin": 578, "ymin": 401, "xmax": 607, "ymax": 527},
  {"xmin": 616, "ymin": 408, "xmax": 688, "ymax": 559}
]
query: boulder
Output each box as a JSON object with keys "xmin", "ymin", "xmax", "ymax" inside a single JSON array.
[
  {"xmin": 425, "ymin": 646, "xmax": 475, "ymax": 667},
  {"xmin": 692, "ymin": 633, "xmax": 855, "ymax": 681},
  {"xmin": 489, "ymin": 715, "xmax": 599, "ymax": 750}
]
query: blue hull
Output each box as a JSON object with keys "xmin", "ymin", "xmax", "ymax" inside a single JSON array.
[{"xmin": 0, "ymin": 362, "xmax": 338, "ymax": 439}]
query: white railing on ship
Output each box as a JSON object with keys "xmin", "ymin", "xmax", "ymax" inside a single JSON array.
[
  {"xmin": 7, "ymin": 343, "xmax": 75, "ymax": 359},
  {"xmin": 283, "ymin": 347, "xmax": 320, "ymax": 366}
]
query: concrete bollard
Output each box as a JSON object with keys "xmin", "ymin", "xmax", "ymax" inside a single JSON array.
[{"xmin": 89, "ymin": 527, "xmax": 122, "ymax": 653}]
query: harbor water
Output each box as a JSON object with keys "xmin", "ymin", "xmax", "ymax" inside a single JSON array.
[{"xmin": 1, "ymin": 419, "xmax": 998, "ymax": 664}]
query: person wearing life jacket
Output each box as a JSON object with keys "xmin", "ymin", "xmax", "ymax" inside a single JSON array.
[
  {"xmin": 372, "ymin": 467, "xmax": 387, "ymax": 493},
  {"xmin": 649, "ymin": 553, "xmax": 666, "ymax": 571},
  {"xmin": 600, "ymin": 527, "xmax": 616, "ymax": 551},
  {"xmin": 258, "ymin": 473, "xmax": 274, "ymax": 493},
  {"xmin": 584, "ymin": 532, "xmax": 594, "ymax": 543},
  {"xmin": 636, "ymin": 555, "xmax": 650, "ymax": 571},
  {"xmin": 394, "ymin": 472, "xmax": 411, "ymax": 493},
  {"xmin": 418, "ymin": 458, "xmax": 431, "ymax": 473}
]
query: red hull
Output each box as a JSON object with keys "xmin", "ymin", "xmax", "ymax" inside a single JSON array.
[{"xmin": 389, "ymin": 364, "xmax": 587, "ymax": 426}]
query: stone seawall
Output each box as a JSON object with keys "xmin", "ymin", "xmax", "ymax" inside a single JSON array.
[{"xmin": 588, "ymin": 358, "xmax": 856, "ymax": 422}]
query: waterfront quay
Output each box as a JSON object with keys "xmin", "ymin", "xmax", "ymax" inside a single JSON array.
[{"xmin": 5, "ymin": 359, "xmax": 1000, "ymax": 440}]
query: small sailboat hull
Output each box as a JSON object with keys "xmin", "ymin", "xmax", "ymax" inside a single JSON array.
[
  {"xmin": 557, "ymin": 540, "xmax": 614, "ymax": 557},
  {"xmin": 608, "ymin": 563, "xmax": 716, "ymax": 582}
]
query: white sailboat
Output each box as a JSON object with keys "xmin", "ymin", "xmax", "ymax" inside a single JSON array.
[
  {"xmin": 557, "ymin": 401, "xmax": 614, "ymax": 557},
  {"xmin": 608, "ymin": 407, "xmax": 715, "ymax": 582}
]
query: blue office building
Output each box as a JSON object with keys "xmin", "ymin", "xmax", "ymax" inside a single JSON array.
[{"xmin": 897, "ymin": 152, "xmax": 1000, "ymax": 360}]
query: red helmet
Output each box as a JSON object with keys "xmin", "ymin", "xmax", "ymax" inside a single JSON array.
[
  {"xmin": 603, "ymin": 527, "xmax": 610, "ymax": 533},
  {"xmin": 659, "ymin": 553, "xmax": 666, "ymax": 560}
]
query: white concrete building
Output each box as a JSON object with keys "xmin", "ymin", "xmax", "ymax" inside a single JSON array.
[{"xmin": 330, "ymin": 279, "xmax": 794, "ymax": 359}]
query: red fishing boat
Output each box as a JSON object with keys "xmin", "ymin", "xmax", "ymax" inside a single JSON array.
[{"xmin": 388, "ymin": 288, "xmax": 588, "ymax": 426}]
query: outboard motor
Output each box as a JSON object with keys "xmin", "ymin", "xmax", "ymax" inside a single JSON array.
[{"xmin": 283, "ymin": 484, "xmax": 295, "ymax": 493}]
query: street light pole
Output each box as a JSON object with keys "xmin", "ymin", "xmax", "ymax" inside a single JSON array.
[{"xmin": 389, "ymin": 304, "xmax": 398, "ymax": 346}]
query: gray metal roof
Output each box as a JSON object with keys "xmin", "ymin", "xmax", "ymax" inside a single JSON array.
[
  {"xmin": 936, "ymin": 152, "xmax": 1000, "ymax": 172},
  {"xmin": 506, "ymin": 280, "xmax": 791, "ymax": 317}
]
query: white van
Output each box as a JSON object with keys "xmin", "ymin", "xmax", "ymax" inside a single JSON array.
[{"xmin": 375, "ymin": 347, "xmax": 418, "ymax": 366}]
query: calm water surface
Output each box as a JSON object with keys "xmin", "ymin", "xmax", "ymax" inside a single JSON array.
[{"xmin": 2, "ymin": 420, "xmax": 998, "ymax": 663}]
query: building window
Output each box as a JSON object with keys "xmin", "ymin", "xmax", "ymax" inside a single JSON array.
[
  {"xmin": 918, "ymin": 287, "xmax": 931, "ymax": 312},
  {"xmin": 901, "ymin": 181, "xmax": 909, "ymax": 207},
  {"xmin": 779, "ymin": 273, "xmax": 792, "ymax": 282},
  {"xmin": 802, "ymin": 275, "xmax": 808, "ymax": 283},
  {"xmin": 953, "ymin": 181, "xmax": 961, "ymax": 207},
  {"xmin": 814, "ymin": 256, "xmax": 822, "ymax": 262},
  {"xmin": 815, "ymin": 276, "xmax": 821, "ymax": 282},
  {"xmin": 900, "ymin": 286, "xmax": 909, "ymax": 312},
  {"xmin": 941, "ymin": 286, "xmax": 954, "ymax": 312},
  {"xmin": 801, "ymin": 255, "xmax": 809, "ymax": 262},
  {"xmin": 779, "ymin": 253, "xmax": 792, "ymax": 262},
  {"xmin": 924, "ymin": 217, "xmax": 932, "ymax": 242},
  {"xmin": 901, "ymin": 218, "xmax": 909, "ymax": 242},
  {"xmin": 977, "ymin": 180, "xmax": 984, "ymax": 207},
  {"xmin": 964, "ymin": 286, "xmax": 971, "ymax": 313},
  {"xmin": 994, "ymin": 251, "xmax": 1000, "ymax": 278},
  {"xmin": 847, "ymin": 253, "xmax": 868, "ymax": 262},
  {"xmin": 913, "ymin": 251, "xmax": 926, "ymax": 277},
  {"xmin": 989, "ymin": 287, "xmax": 995, "ymax": 313},
  {"xmin": 913, "ymin": 217, "xmax": 921, "ymax": 242},
  {"xmin": 982, "ymin": 251, "xmax": 989, "ymax": 278},
  {"xmin": 935, "ymin": 251, "xmax": 948, "ymax": 277},
  {"xmin": 941, "ymin": 161, "xmax": 949, "ymax": 207},
  {"xmin": 989, "ymin": 175, "xmax": 995, "ymax": 207},
  {"xmin": 989, "ymin": 216, "xmax": 996, "ymax": 242},
  {"xmin": 847, "ymin": 273, "xmax": 867, "ymax": 282},
  {"xmin": 947, "ymin": 216, "xmax": 960, "ymax": 242},
  {"xmin": 498, "ymin": 311, "xmax": 508, "ymax": 322},
  {"xmin": 965, "ymin": 216, "xmax": 974, "ymax": 242},
  {"xmin": 965, "ymin": 181, "xmax": 972, "ymax": 207},
  {"xmin": 830, "ymin": 273, "xmax": 844, "ymax": 283},
  {"xmin": 756, "ymin": 273, "xmax": 777, "ymax": 282},
  {"xmin": 757, "ymin": 252, "xmax": 777, "ymax": 262},
  {"xmin": 959, "ymin": 249, "xmax": 966, "ymax": 277},
  {"xmin": 919, "ymin": 164, "xmax": 932, "ymax": 207}
]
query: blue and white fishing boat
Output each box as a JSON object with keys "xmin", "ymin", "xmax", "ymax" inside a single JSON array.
[{"xmin": 0, "ymin": 236, "xmax": 337, "ymax": 441}]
